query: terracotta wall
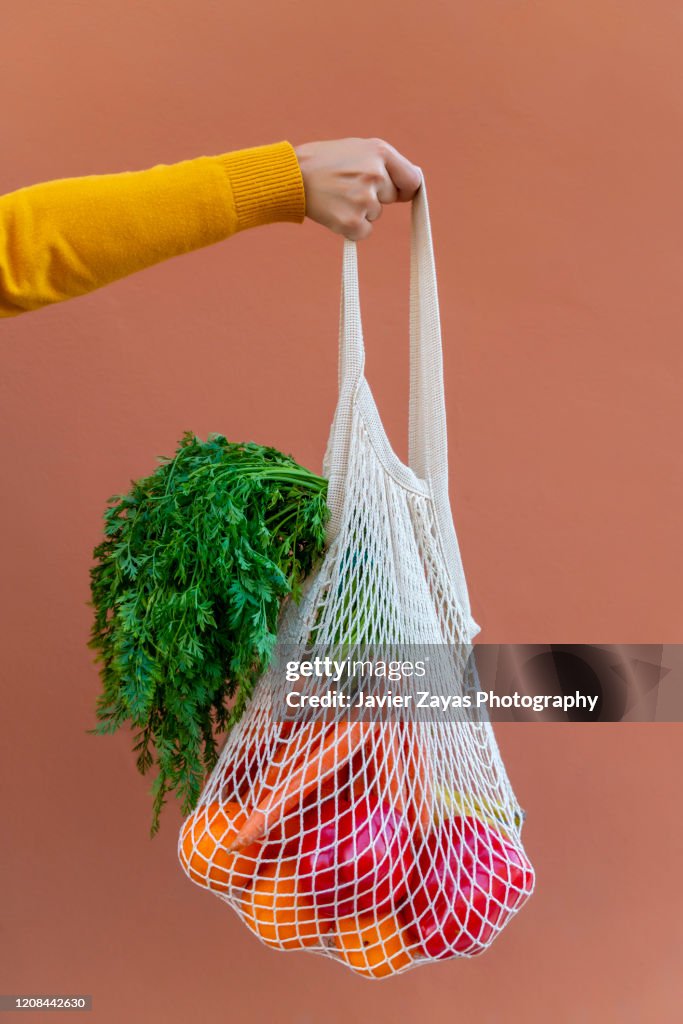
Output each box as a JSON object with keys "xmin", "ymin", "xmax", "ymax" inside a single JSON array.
[{"xmin": 2, "ymin": 2, "xmax": 681, "ymax": 1021}]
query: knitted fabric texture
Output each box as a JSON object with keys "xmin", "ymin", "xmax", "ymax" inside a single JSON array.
[{"xmin": 0, "ymin": 139, "xmax": 305, "ymax": 316}]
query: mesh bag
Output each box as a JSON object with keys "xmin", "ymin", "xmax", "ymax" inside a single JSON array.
[{"xmin": 178, "ymin": 176, "xmax": 535, "ymax": 977}]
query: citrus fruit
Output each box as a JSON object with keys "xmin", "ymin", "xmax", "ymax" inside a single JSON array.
[
  {"xmin": 179, "ymin": 800, "xmax": 262, "ymax": 891},
  {"xmin": 333, "ymin": 911, "xmax": 414, "ymax": 978},
  {"xmin": 242, "ymin": 862, "xmax": 326, "ymax": 950}
]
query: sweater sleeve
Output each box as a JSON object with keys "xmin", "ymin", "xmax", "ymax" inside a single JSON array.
[{"xmin": 0, "ymin": 139, "xmax": 306, "ymax": 318}]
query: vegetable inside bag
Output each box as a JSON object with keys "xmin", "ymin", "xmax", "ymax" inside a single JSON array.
[{"xmin": 178, "ymin": 176, "xmax": 535, "ymax": 978}]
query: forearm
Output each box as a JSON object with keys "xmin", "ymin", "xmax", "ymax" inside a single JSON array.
[{"xmin": 0, "ymin": 139, "xmax": 305, "ymax": 318}]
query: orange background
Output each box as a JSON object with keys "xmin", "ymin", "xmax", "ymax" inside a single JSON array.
[{"xmin": 2, "ymin": 2, "xmax": 682, "ymax": 1021}]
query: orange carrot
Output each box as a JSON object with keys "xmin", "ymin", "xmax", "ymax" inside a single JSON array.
[
  {"xmin": 227, "ymin": 720, "xmax": 368, "ymax": 852},
  {"xmin": 248, "ymin": 720, "xmax": 328, "ymax": 801},
  {"xmin": 376, "ymin": 724, "xmax": 409, "ymax": 815},
  {"xmin": 230, "ymin": 714, "xmax": 323, "ymax": 801},
  {"xmin": 403, "ymin": 722, "xmax": 433, "ymax": 835},
  {"xmin": 217, "ymin": 714, "xmax": 272, "ymax": 801},
  {"xmin": 350, "ymin": 724, "xmax": 408, "ymax": 815}
]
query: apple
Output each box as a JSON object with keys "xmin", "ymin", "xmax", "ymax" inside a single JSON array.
[
  {"xmin": 404, "ymin": 816, "xmax": 534, "ymax": 959},
  {"xmin": 294, "ymin": 793, "xmax": 413, "ymax": 919}
]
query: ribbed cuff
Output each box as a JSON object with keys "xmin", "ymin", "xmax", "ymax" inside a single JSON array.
[{"xmin": 216, "ymin": 140, "xmax": 306, "ymax": 231}]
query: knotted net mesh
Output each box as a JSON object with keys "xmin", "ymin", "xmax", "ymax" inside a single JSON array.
[{"xmin": 178, "ymin": 177, "xmax": 534, "ymax": 977}]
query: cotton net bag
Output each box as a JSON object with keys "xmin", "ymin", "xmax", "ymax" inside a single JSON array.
[{"xmin": 178, "ymin": 175, "xmax": 535, "ymax": 978}]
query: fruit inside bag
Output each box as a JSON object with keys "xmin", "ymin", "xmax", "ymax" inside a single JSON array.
[{"xmin": 178, "ymin": 680, "xmax": 535, "ymax": 979}]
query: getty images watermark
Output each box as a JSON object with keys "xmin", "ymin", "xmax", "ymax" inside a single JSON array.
[
  {"xmin": 283, "ymin": 655, "xmax": 600, "ymax": 715},
  {"xmin": 266, "ymin": 644, "xmax": 682, "ymax": 723}
]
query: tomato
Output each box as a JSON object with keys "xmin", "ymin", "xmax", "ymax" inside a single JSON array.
[
  {"xmin": 294, "ymin": 794, "xmax": 413, "ymax": 919},
  {"xmin": 404, "ymin": 816, "xmax": 534, "ymax": 959}
]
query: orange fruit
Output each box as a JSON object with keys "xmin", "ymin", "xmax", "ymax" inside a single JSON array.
[
  {"xmin": 179, "ymin": 801, "xmax": 262, "ymax": 892},
  {"xmin": 242, "ymin": 862, "xmax": 327, "ymax": 950},
  {"xmin": 333, "ymin": 911, "xmax": 414, "ymax": 978}
]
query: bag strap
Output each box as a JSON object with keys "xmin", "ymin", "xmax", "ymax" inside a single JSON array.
[
  {"xmin": 323, "ymin": 173, "xmax": 450, "ymax": 537},
  {"xmin": 321, "ymin": 235, "xmax": 365, "ymax": 540},
  {"xmin": 407, "ymin": 175, "xmax": 449, "ymax": 485}
]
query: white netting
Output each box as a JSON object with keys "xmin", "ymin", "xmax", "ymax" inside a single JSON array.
[{"xmin": 178, "ymin": 176, "xmax": 535, "ymax": 977}]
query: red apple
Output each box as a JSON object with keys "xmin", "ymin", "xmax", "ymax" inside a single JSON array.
[
  {"xmin": 457, "ymin": 815, "xmax": 535, "ymax": 912},
  {"xmin": 294, "ymin": 793, "xmax": 413, "ymax": 919},
  {"xmin": 404, "ymin": 816, "xmax": 534, "ymax": 959}
]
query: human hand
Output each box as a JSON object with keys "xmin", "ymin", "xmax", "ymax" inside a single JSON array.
[{"xmin": 293, "ymin": 137, "xmax": 423, "ymax": 241}]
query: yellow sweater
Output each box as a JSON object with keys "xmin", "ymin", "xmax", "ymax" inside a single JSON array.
[{"xmin": 0, "ymin": 139, "xmax": 306, "ymax": 318}]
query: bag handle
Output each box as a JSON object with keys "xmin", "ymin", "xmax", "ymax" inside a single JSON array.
[
  {"xmin": 323, "ymin": 174, "xmax": 450, "ymax": 532},
  {"xmin": 407, "ymin": 174, "xmax": 449, "ymax": 483}
]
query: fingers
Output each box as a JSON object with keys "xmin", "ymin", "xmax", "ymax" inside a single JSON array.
[
  {"xmin": 293, "ymin": 137, "xmax": 423, "ymax": 241},
  {"xmin": 343, "ymin": 195, "xmax": 383, "ymax": 242},
  {"xmin": 351, "ymin": 139, "xmax": 419, "ymax": 241},
  {"xmin": 365, "ymin": 198, "xmax": 384, "ymax": 223},
  {"xmin": 345, "ymin": 217, "xmax": 374, "ymax": 242},
  {"xmin": 377, "ymin": 139, "xmax": 423, "ymax": 202},
  {"xmin": 375, "ymin": 178, "xmax": 399, "ymax": 206}
]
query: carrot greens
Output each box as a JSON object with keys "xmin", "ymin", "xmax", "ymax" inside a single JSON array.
[{"xmin": 88, "ymin": 432, "xmax": 328, "ymax": 835}]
